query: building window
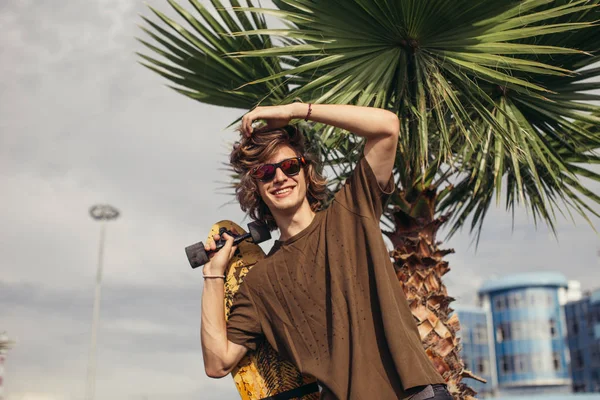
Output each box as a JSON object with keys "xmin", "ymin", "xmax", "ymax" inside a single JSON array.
[
  {"xmin": 549, "ymin": 318, "xmax": 557, "ymax": 338},
  {"xmin": 509, "ymin": 292, "xmax": 525, "ymax": 308},
  {"xmin": 506, "ymin": 292, "xmax": 523, "ymax": 309},
  {"xmin": 514, "ymin": 354, "xmax": 527, "ymax": 373},
  {"xmin": 507, "ymin": 293, "xmax": 516, "ymax": 309},
  {"xmin": 495, "ymin": 295, "xmax": 505, "ymax": 311},
  {"xmin": 497, "ymin": 323, "xmax": 511, "ymax": 343},
  {"xmin": 512, "ymin": 321, "xmax": 523, "ymax": 340},
  {"xmin": 529, "ymin": 291, "xmax": 537, "ymax": 306},
  {"xmin": 474, "ymin": 323, "xmax": 487, "ymax": 344},
  {"xmin": 552, "ymin": 352, "xmax": 561, "ymax": 371},
  {"xmin": 571, "ymin": 320, "xmax": 579, "ymax": 335},
  {"xmin": 573, "ymin": 349, "xmax": 584, "ymax": 369},
  {"xmin": 477, "ymin": 358, "xmax": 489, "ymax": 375},
  {"xmin": 501, "ymin": 355, "xmax": 513, "ymax": 374}
]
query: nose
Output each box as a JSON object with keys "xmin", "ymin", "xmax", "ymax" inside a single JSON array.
[{"xmin": 272, "ymin": 166, "xmax": 288, "ymax": 183}]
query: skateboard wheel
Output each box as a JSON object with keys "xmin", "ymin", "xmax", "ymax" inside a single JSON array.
[
  {"xmin": 185, "ymin": 241, "xmax": 209, "ymax": 268},
  {"xmin": 248, "ymin": 221, "xmax": 271, "ymax": 244}
]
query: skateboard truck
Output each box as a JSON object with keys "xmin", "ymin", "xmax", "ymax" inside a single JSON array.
[{"xmin": 185, "ymin": 221, "xmax": 271, "ymax": 269}]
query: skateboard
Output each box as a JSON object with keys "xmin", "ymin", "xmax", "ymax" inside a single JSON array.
[{"xmin": 186, "ymin": 220, "xmax": 319, "ymax": 400}]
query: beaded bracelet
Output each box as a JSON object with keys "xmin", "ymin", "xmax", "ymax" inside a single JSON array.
[
  {"xmin": 304, "ymin": 103, "xmax": 312, "ymax": 121},
  {"xmin": 203, "ymin": 275, "xmax": 225, "ymax": 279}
]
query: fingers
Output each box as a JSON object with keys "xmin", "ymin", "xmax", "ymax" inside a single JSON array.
[
  {"xmin": 204, "ymin": 230, "xmax": 239, "ymax": 253},
  {"xmin": 202, "ymin": 231, "xmax": 239, "ymax": 276},
  {"xmin": 241, "ymin": 108, "xmax": 259, "ymax": 137},
  {"xmin": 206, "ymin": 233, "xmax": 234, "ymax": 249},
  {"xmin": 241, "ymin": 113, "xmax": 249, "ymax": 137},
  {"xmin": 223, "ymin": 233, "xmax": 238, "ymax": 259},
  {"xmin": 204, "ymin": 234, "xmax": 219, "ymax": 253},
  {"xmin": 217, "ymin": 232, "xmax": 238, "ymax": 260},
  {"xmin": 242, "ymin": 106, "xmax": 271, "ymax": 137},
  {"xmin": 221, "ymin": 232, "xmax": 235, "ymax": 249}
]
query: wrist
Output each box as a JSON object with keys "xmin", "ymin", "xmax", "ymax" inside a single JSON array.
[
  {"xmin": 203, "ymin": 265, "xmax": 225, "ymax": 276},
  {"xmin": 290, "ymin": 102, "xmax": 308, "ymax": 120},
  {"xmin": 203, "ymin": 274, "xmax": 225, "ymax": 280}
]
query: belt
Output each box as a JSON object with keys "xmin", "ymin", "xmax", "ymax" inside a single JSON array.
[{"xmin": 406, "ymin": 384, "xmax": 448, "ymax": 400}]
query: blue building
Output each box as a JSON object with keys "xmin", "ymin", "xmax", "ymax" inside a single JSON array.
[
  {"xmin": 478, "ymin": 272, "xmax": 571, "ymax": 396},
  {"xmin": 454, "ymin": 306, "xmax": 496, "ymax": 398},
  {"xmin": 565, "ymin": 288, "xmax": 600, "ymax": 392}
]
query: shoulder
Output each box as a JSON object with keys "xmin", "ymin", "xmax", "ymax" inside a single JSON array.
[
  {"xmin": 238, "ymin": 252, "xmax": 278, "ymax": 287},
  {"xmin": 329, "ymin": 156, "xmax": 394, "ymax": 220}
]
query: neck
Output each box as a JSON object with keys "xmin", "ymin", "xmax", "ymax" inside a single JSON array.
[{"xmin": 273, "ymin": 201, "xmax": 316, "ymax": 242}]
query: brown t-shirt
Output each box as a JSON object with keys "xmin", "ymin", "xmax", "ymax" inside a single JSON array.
[{"xmin": 227, "ymin": 157, "xmax": 444, "ymax": 399}]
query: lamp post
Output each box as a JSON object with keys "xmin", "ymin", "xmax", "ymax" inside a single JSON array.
[
  {"xmin": 85, "ymin": 204, "xmax": 120, "ymax": 400},
  {"xmin": 0, "ymin": 332, "xmax": 14, "ymax": 400}
]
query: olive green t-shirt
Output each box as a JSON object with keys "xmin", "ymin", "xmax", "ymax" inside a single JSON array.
[{"xmin": 227, "ymin": 157, "xmax": 444, "ymax": 399}]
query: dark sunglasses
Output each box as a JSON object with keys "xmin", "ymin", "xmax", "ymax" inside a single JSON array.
[{"xmin": 251, "ymin": 156, "xmax": 306, "ymax": 182}]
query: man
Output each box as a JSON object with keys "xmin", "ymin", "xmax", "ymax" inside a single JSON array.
[{"xmin": 200, "ymin": 103, "xmax": 451, "ymax": 399}]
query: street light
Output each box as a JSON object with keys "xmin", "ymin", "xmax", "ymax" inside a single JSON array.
[
  {"xmin": 85, "ymin": 204, "xmax": 120, "ymax": 400},
  {"xmin": 0, "ymin": 332, "xmax": 14, "ymax": 400}
]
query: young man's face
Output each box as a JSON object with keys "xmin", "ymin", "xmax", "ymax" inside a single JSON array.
[{"xmin": 256, "ymin": 144, "xmax": 309, "ymax": 217}]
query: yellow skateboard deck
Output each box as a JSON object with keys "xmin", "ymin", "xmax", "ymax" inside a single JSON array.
[{"xmin": 208, "ymin": 220, "xmax": 319, "ymax": 400}]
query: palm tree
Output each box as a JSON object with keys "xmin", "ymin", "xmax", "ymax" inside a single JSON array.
[{"xmin": 138, "ymin": 1, "xmax": 600, "ymax": 398}]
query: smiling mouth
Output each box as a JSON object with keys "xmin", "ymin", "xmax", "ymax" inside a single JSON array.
[{"xmin": 272, "ymin": 187, "xmax": 293, "ymax": 196}]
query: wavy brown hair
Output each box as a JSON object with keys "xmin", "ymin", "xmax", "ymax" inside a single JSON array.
[{"xmin": 230, "ymin": 125, "xmax": 328, "ymax": 230}]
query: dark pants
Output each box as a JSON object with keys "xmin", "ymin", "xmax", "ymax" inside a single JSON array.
[{"xmin": 405, "ymin": 384, "xmax": 453, "ymax": 400}]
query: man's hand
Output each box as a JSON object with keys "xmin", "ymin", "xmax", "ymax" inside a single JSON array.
[
  {"xmin": 241, "ymin": 104, "xmax": 303, "ymax": 137},
  {"xmin": 203, "ymin": 232, "xmax": 237, "ymax": 276}
]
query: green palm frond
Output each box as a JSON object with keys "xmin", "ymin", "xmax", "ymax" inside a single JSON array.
[
  {"xmin": 438, "ymin": 86, "xmax": 600, "ymax": 241},
  {"xmin": 437, "ymin": 0, "xmax": 600, "ymax": 239},
  {"xmin": 137, "ymin": 0, "xmax": 290, "ymax": 109}
]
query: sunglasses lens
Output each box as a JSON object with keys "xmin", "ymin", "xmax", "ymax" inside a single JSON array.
[
  {"xmin": 254, "ymin": 164, "xmax": 276, "ymax": 181},
  {"xmin": 281, "ymin": 159, "xmax": 301, "ymax": 175}
]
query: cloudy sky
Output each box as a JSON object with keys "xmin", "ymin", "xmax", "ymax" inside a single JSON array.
[{"xmin": 1, "ymin": 1, "xmax": 599, "ymax": 399}]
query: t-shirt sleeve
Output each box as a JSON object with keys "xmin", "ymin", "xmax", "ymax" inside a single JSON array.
[
  {"xmin": 226, "ymin": 281, "xmax": 263, "ymax": 351},
  {"xmin": 334, "ymin": 156, "xmax": 395, "ymax": 220}
]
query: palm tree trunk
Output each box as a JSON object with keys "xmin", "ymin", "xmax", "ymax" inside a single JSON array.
[{"xmin": 385, "ymin": 187, "xmax": 484, "ymax": 400}]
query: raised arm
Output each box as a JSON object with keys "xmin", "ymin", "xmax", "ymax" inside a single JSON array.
[{"xmin": 241, "ymin": 104, "xmax": 399, "ymax": 187}]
